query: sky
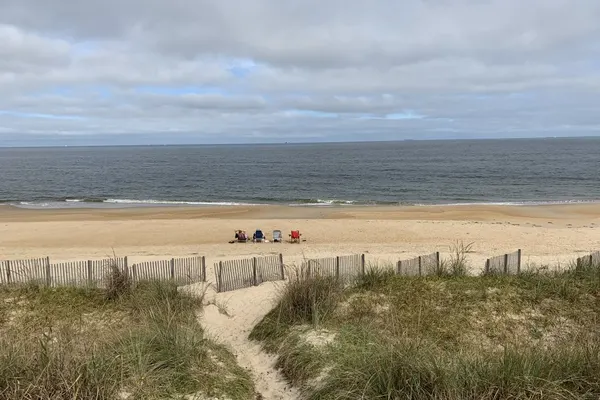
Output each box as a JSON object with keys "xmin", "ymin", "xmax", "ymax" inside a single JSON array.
[{"xmin": 1, "ymin": 0, "xmax": 600, "ymax": 146}]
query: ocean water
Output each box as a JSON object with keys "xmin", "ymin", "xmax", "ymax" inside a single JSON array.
[{"xmin": 1, "ymin": 138, "xmax": 599, "ymax": 209}]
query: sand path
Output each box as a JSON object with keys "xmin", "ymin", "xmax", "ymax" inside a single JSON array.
[{"xmin": 199, "ymin": 282, "xmax": 300, "ymax": 400}]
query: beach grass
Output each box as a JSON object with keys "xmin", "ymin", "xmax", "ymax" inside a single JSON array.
[
  {"xmin": 0, "ymin": 279, "xmax": 254, "ymax": 400},
  {"xmin": 250, "ymin": 260, "xmax": 600, "ymax": 399}
]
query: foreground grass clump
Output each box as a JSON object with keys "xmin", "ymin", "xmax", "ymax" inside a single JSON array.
[
  {"xmin": 0, "ymin": 281, "xmax": 254, "ymax": 400},
  {"xmin": 251, "ymin": 264, "xmax": 600, "ymax": 399}
]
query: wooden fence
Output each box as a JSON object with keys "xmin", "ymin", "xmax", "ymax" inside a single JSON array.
[
  {"xmin": 131, "ymin": 256, "xmax": 206, "ymax": 285},
  {"xmin": 576, "ymin": 251, "xmax": 600, "ymax": 269},
  {"xmin": 50, "ymin": 257, "xmax": 128, "ymax": 287},
  {"xmin": 302, "ymin": 254, "xmax": 365, "ymax": 281},
  {"xmin": 397, "ymin": 252, "xmax": 440, "ymax": 276},
  {"xmin": 0, "ymin": 257, "xmax": 128, "ymax": 287},
  {"xmin": 214, "ymin": 254, "xmax": 285, "ymax": 293},
  {"xmin": 0, "ymin": 256, "xmax": 205, "ymax": 288},
  {"xmin": 0, "ymin": 257, "xmax": 49, "ymax": 286},
  {"xmin": 485, "ymin": 249, "xmax": 522, "ymax": 275}
]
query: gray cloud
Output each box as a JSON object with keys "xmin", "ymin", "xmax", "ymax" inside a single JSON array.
[{"xmin": 0, "ymin": 0, "xmax": 599, "ymax": 145}]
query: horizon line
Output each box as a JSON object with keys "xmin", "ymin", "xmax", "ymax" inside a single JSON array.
[{"xmin": 1, "ymin": 135, "xmax": 598, "ymax": 149}]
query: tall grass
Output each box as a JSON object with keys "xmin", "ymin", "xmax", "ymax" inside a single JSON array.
[
  {"xmin": 446, "ymin": 240, "xmax": 473, "ymax": 276},
  {"xmin": 356, "ymin": 265, "xmax": 396, "ymax": 290},
  {"xmin": 252, "ymin": 259, "xmax": 600, "ymax": 399},
  {"xmin": 105, "ymin": 259, "xmax": 132, "ymax": 300},
  {"xmin": 313, "ymin": 329, "xmax": 600, "ymax": 400},
  {"xmin": 250, "ymin": 265, "xmax": 344, "ymax": 346},
  {"xmin": 0, "ymin": 281, "xmax": 254, "ymax": 400}
]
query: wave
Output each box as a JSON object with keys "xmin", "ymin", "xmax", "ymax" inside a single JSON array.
[
  {"xmin": 415, "ymin": 199, "xmax": 600, "ymax": 207},
  {"xmin": 12, "ymin": 198, "xmax": 259, "ymax": 209},
  {"xmin": 289, "ymin": 199, "xmax": 358, "ymax": 206},
  {"xmin": 103, "ymin": 198, "xmax": 258, "ymax": 206}
]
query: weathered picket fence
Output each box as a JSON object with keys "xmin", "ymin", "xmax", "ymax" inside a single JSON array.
[
  {"xmin": 0, "ymin": 257, "xmax": 128, "ymax": 287},
  {"xmin": 301, "ymin": 254, "xmax": 365, "ymax": 281},
  {"xmin": 0, "ymin": 256, "xmax": 206, "ymax": 287},
  {"xmin": 576, "ymin": 251, "xmax": 600, "ymax": 269},
  {"xmin": 484, "ymin": 249, "xmax": 522, "ymax": 275},
  {"xmin": 396, "ymin": 252, "xmax": 440, "ymax": 276},
  {"xmin": 130, "ymin": 256, "xmax": 206, "ymax": 285},
  {"xmin": 214, "ymin": 254, "xmax": 285, "ymax": 293}
]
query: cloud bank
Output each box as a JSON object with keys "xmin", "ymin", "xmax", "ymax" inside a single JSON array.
[{"xmin": 1, "ymin": 0, "xmax": 599, "ymax": 145}]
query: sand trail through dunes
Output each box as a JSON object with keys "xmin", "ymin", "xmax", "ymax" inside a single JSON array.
[{"xmin": 198, "ymin": 282, "xmax": 299, "ymax": 400}]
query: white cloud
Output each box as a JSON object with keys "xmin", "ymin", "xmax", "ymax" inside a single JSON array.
[{"xmin": 0, "ymin": 0, "xmax": 599, "ymax": 144}]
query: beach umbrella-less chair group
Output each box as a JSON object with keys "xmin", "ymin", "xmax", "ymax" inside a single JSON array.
[{"xmin": 230, "ymin": 229, "xmax": 303, "ymax": 243}]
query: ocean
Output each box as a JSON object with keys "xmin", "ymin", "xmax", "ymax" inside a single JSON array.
[{"xmin": 1, "ymin": 138, "xmax": 599, "ymax": 209}]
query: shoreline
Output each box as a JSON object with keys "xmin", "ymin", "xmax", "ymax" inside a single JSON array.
[
  {"xmin": 3, "ymin": 198, "xmax": 600, "ymax": 211},
  {"xmin": 2, "ymin": 201, "xmax": 600, "ymax": 223}
]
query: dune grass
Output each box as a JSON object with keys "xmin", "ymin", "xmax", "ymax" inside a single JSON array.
[
  {"xmin": 250, "ymin": 260, "xmax": 600, "ymax": 399},
  {"xmin": 0, "ymin": 279, "xmax": 254, "ymax": 400}
]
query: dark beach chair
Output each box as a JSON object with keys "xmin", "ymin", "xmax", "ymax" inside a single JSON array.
[{"xmin": 253, "ymin": 229, "xmax": 265, "ymax": 242}]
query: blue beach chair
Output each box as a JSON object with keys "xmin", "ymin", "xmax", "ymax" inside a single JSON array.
[{"xmin": 253, "ymin": 229, "xmax": 264, "ymax": 242}]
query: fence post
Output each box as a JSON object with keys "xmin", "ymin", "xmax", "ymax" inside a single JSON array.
[
  {"xmin": 307, "ymin": 260, "xmax": 312, "ymax": 278},
  {"xmin": 87, "ymin": 260, "xmax": 93, "ymax": 287},
  {"xmin": 361, "ymin": 254, "xmax": 366, "ymax": 276},
  {"xmin": 170, "ymin": 258, "xmax": 175, "ymax": 280},
  {"xmin": 397, "ymin": 260, "xmax": 402, "ymax": 275},
  {"xmin": 279, "ymin": 254, "xmax": 285, "ymax": 280},
  {"xmin": 418, "ymin": 256, "xmax": 422, "ymax": 276},
  {"xmin": 590, "ymin": 254, "xmax": 594, "ymax": 267},
  {"xmin": 436, "ymin": 252, "xmax": 440, "ymax": 269},
  {"xmin": 6, "ymin": 260, "xmax": 11, "ymax": 284},
  {"xmin": 202, "ymin": 256, "xmax": 206, "ymax": 282},
  {"xmin": 217, "ymin": 261, "xmax": 223, "ymax": 292},
  {"xmin": 131, "ymin": 263, "xmax": 137, "ymax": 284},
  {"xmin": 503, "ymin": 253, "xmax": 509, "ymax": 274},
  {"xmin": 485, "ymin": 259, "xmax": 490, "ymax": 274},
  {"xmin": 517, "ymin": 249, "xmax": 522, "ymax": 274},
  {"xmin": 253, "ymin": 257, "xmax": 258, "ymax": 286},
  {"xmin": 336, "ymin": 256, "xmax": 340, "ymax": 278},
  {"xmin": 123, "ymin": 256, "xmax": 129, "ymax": 280},
  {"xmin": 45, "ymin": 257, "xmax": 51, "ymax": 287}
]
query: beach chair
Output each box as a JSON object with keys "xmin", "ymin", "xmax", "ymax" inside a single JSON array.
[
  {"xmin": 238, "ymin": 231, "xmax": 249, "ymax": 242},
  {"xmin": 232, "ymin": 230, "xmax": 249, "ymax": 243},
  {"xmin": 272, "ymin": 230, "xmax": 282, "ymax": 242},
  {"xmin": 289, "ymin": 230, "xmax": 302, "ymax": 243},
  {"xmin": 253, "ymin": 229, "xmax": 265, "ymax": 242}
]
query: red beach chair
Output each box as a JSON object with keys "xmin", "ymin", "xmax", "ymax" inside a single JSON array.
[{"xmin": 289, "ymin": 230, "xmax": 302, "ymax": 243}]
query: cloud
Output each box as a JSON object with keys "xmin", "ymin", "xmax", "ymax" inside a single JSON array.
[{"xmin": 1, "ymin": 0, "xmax": 600, "ymax": 145}]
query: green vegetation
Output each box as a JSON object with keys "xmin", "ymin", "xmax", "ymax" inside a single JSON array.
[
  {"xmin": 0, "ymin": 277, "xmax": 254, "ymax": 400},
  {"xmin": 251, "ymin": 260, "xmax": 600, "ymax": 399}
]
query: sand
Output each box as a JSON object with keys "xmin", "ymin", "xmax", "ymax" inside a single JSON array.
[
  {"xmin": 2, "ymin": 203, "xmax": 600, "ymax": 399},
  {"xmin": 1, "ymin": 203, "xmax": 599, "ymax": 269}
]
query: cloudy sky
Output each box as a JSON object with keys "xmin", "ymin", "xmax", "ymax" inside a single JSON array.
[{"xmin": 1, "ymin": 0, "xmax": 600, "ymax": 146}]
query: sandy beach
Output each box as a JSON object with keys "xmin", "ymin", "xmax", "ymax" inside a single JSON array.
[
  {"xmin": 1, "ymin": 203, "xmax": 599, "ymax": 271},
  {"xmin": 2, "ymin": 203, "xmax": 600, "ymax": 399}
]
